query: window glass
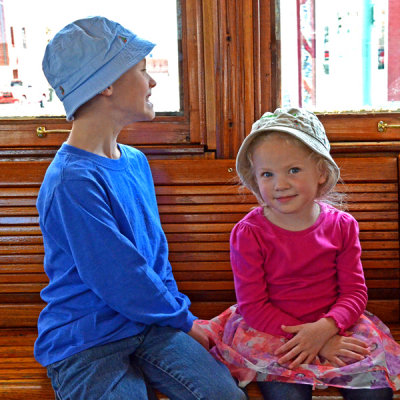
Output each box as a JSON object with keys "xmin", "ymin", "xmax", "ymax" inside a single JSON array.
[
  {"xmin": 0, "ymin": 0, "xmax": 180, "ymax": 117},
  {"xmin": 280, "ymin": 0, "xmax": 399, "ymax": 112}
]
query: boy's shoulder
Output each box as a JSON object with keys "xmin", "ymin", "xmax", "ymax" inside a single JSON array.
[
  {"xmin": 119, "ymin": 143, "xmax": 144, "ymax": 156},
  {"xmin": 118, "ymin": 144, "xmax": 150, "ymax": 166},
  {"xmin": 50, "ymin": 148, "xmax": 104, "ymax": 182},
  {"xmin": 50, "ymin": 143, "xmax": 146, "ymax": 178}
]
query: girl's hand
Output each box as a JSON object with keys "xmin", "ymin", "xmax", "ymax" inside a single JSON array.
[
  {"xmin": 275, "ymin": 318, "xmax": 338, "ymax": 369},
  {"xmin": 319, "ymin": 334, "xmax": 370, "ymax": 367},
  {"xmin": 188, "ymin": 323, "xmax": 210, "ymax": 350}
]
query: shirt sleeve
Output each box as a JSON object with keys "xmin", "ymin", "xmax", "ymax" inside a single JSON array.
[
  {"xmin": 44, "ymin": 177, "xmax": 195, "ymax": 333},
  {"xmin": 230, "ymin": 222, "xmax": 303, "ymax": 337},
  {"xmin": 323, "ymin": 214, "xmax": 368, "ymax": 334},
  {"xmin": 163, "ymin": 259, "xmax": 196, "ymax": 316}
]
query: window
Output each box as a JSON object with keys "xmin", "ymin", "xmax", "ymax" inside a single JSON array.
[
  {"xmin": 279, "ymin": 0, "xmax": 400, "ymax": 112},
  {"xmin": 0, "ymin": 0, "xmax": 181, "ymax": 117}
]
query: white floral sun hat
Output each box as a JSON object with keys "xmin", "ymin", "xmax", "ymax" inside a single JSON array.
[{"xmin": 236, "ymin": 107, "xmax": 340, "ymax": 194}]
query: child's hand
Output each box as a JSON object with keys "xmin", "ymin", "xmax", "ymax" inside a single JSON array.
[
  {"xmin": 275, "ymin": 318, "xmax": 338, "ymax": 369},
  {"xmin": 319, "ymin": 334, "xmax": 370, "ymax": 366},
  {"xmin": 187, "ymin": 323, "xmax": 210, "ymax": 350}
]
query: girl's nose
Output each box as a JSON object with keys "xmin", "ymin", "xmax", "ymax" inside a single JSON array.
[
  {"xmin": 149, "ymin": 76, "xmax": 156, "ymax": 88},
  {"xmin": 274, "ymin": 175, "xmax": 289, "ymax": 190}
]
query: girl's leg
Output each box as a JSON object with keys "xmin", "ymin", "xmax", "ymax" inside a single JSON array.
[
  {"xmin": 339, "ymin": 387, "xmax": 393, "ymax": 400},
  {"xmin": 257, "ymin": 381, "xmax": 312, "ymax": 400}
]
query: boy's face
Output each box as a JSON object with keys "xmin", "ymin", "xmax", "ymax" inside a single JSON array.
[{"xmin": 112, "ymin": 59, "xmax": 157, "ymax": 122}]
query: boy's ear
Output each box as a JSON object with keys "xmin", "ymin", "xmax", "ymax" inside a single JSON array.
[{"xmin": 99, "ymin": 86, "xmax": 113, "ymax": 96}]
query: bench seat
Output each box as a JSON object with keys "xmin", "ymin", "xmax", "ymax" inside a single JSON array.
[
  {"xmin": 0, "ymin": 327, "xmax": 399, "ymax": 399},
  {"xmin": 0, "ymin": 157, "xmax": 399, "ymax": 399}
]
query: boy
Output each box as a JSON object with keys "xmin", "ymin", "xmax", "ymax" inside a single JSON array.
[{"xmin": 36, "ymin": 16, "xmax": 246, "ymax": 400}]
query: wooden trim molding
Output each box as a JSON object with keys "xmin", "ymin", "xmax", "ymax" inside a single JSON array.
[{"xmin": 320, "ymin": 113, "xmax": 400, "ymax": 142}]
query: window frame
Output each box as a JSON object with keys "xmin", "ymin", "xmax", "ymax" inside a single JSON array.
[
  {"xmin": 0, "ymin": 0, "xmax": 210, "ymax": 157},
  {"xmin": 2, "ymin": 0, "xmax": 398, "ymax": 159}
]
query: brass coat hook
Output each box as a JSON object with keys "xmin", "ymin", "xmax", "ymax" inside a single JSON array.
[
  {"xmin": 377, "ymin": 121, "xmax": 400, "ymax": 133},
  {"xmin": 36, "ymin": 126, "xmax": 71, "ymax": 138}
]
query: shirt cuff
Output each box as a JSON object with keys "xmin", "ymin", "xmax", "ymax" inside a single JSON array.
[{"xmin": 322, "ymin": 312, "xmax": 347, "ymax": 335}]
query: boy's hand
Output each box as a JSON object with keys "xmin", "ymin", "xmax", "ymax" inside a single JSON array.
[
  {"xmin": 188, "ymin": 323, "xmax": 210, "ymax": 350},
  {"xmin": 319, "ymin": 334, "xmax": 370, "ymax": 367},
  {"xmin": 275, "ymin": 318, "xmax": 338, "ymax": 369}
]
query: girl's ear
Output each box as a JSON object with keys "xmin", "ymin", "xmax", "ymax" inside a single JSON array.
[
  {"xmin": 318, "ymin": 164, "xmax": 328, "ymax": 185},
  {"xmin": 318, "ymin": 171, "xmax": 328, "ymax": 185}
]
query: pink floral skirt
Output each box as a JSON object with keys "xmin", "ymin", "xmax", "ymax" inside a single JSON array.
[{"xmin": 195, "ymin": 305, "xmax": 400, "ymax": 390}]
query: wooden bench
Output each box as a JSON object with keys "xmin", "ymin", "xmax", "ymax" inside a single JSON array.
[{"xmin": 0, "ymin": 156, "xmax": 399, "ymax": 399}]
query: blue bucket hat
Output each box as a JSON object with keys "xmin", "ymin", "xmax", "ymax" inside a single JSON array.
[{"xmin": 42, "ymin": 16, "xmax": 155, "ymax": 121}]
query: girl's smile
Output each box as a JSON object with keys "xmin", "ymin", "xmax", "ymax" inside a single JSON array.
[{"xmin": 275, "ymin": 194, "xmax": 297, "ymax": 203}]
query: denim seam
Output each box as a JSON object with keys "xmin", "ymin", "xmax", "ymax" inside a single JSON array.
[
  {"xmin": 53, "ymin": 368, "xmax": 64, "ymax": 400},
  {"xmin": 134, "ymin": 353, "xmax": 201, "ymax": 400}
]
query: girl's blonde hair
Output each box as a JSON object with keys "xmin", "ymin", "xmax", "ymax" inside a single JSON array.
[{"xmin": 240, "ymin": 131, "xmax": 345, "ymax": 208}]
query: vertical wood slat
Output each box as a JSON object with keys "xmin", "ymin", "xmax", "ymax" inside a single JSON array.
[
  {"xmin": 258, "ymin": 0, "xmax": 278, "ymax": 117},
  {"xmin": 212, "ymin": 0, "xmax": 278, "ymax": 158},
  {"xmin": 183, "ymin": 0, "xmax": 205, "ymax": 145},
  {"xmin": 224, "ymin": 0, "xmax": 255, "ymax": 158},
  {"xmin": 202, "ymin": 0, "xmax": 219, "ymax": 151},
  {"xmin": 219, "ymin": 0, "xmax": 259, "ymax": 158},
  {"xmin": 220, "ymin": 0, "xmax": 232, "ymax": 157},
  {"xmin": 242, "ymin": 0, "xmax": 256, "ymax": 153},
  {"xmin": 200, "ymin": 0, "xmax": 263, "ymax": 158}
]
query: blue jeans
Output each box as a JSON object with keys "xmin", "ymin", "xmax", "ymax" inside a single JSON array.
[
  {"xmin": 47, "ymin": 325, "xmax": 247, "ymax": 400},
  {"xmin": 257, "ymin": 381, "xmax": 393, "ymax": 400}
]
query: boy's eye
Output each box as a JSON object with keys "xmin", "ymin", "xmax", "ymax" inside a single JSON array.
[{"xmin": 289, "ymin": 167, "xmax": 300, "ymax": 174}]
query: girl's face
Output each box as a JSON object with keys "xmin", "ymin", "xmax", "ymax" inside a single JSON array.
[
  {"xmin": 252, "ymin": 134, "xmax": 327, "ymax": 228},
  {"xmin": 112, "ymin": 58, "xmax": 157, "ymax": 123}
]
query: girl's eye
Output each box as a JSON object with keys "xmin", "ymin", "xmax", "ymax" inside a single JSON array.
[
  {"xmin": 289, "ymin": 167, "xmax": 300, "ymax": 174},
  {"xmin": 262, "ymin": 171, "xmax": 272, "ymax": 178}
]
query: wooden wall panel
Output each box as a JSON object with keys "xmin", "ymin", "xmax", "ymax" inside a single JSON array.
[{"xmin": 0, "ymin": 156, "xmax": 398, "ymax": 327}]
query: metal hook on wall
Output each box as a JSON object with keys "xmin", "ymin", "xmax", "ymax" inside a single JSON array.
[{"xmin": 36, "ymin": 126, "xmax": 71, "ymax": 138}]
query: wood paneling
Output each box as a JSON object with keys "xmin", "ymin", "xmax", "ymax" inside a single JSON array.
[{"xmin": 0, "ymin": 156, "xmax": 398, "ymax": 328}]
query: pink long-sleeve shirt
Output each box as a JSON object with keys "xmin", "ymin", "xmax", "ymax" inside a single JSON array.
[{"xmin": 230, "ymin": 203, "xmax": 368, "ymax": 338}]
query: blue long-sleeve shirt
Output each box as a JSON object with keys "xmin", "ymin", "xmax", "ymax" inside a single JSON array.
[{"xmin": 34, "ymin": 143, "xmax": 196, "ymax": 366}]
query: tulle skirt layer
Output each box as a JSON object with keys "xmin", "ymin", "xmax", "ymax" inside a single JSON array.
[{"xmin": 195, "ymin": 305, "xmax": 400, "ymax": 390}]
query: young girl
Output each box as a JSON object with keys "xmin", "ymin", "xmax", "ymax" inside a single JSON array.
[{"xmin": 196, "ymin": 108, "xmax": 400, "ymax": 400}]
